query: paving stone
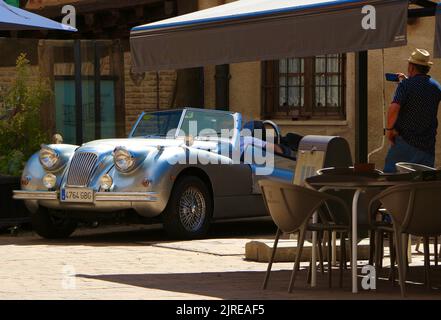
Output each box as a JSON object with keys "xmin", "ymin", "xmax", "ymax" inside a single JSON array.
[{"xmin": 0, "ymin": 225, "xmax": 439, "ymax": 299}]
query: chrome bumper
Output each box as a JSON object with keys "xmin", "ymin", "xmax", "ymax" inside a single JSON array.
[
  {"xmin": 13, "ymin": 191, "xmax": 58, "ymax": 201},
  {"xmin": 95, "ymin": 192, "xmax": 158, "ymax": 202},
  {"xmin": 13, "ymin": 190, "xmax": 158, "ymax": 202}
]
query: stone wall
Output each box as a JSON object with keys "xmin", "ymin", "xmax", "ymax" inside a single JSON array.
[
  {"xmin": 0, "ymin": 66, "xmax": 40, "ymax": 100},
  {"xmin": 123, "ymin": 52, "xmax": 177, "ymax": 134}
]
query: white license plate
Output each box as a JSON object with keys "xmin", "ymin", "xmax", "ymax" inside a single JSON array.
[{"xmin": 61, "ymin": 188, "xmax": 94, "ymax": 203}]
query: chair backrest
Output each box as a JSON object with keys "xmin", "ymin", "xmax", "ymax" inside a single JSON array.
[
  {"xmin": 243, "ymin": 120, "xmax": 266, "ymax": 141},
  {"xmin": 259, "ymin": 180, "xmax": 329, "ymax": 233},
  {"xmin": 292, "ymin": 149, "xmax": 326, "ymax": 185},
  {"xmin": 378, "ymin": 181, "xmax": 441, "ymax": 236},
  {"xmin": 292, "ymin": 136, "xmax": 352, "ymax": 185},
  {"xmin": 395, "ymin": 162, "xmax": 435, "ymax": 173}
]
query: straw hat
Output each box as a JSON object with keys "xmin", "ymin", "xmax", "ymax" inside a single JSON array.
[{"xmin": 408, "ymin": 48, "xmax": 433, "ymax": 66}]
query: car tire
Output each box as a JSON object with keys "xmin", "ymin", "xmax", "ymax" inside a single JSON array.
[
  {"xmin": 31, "ymin": 208, "xmax": 77, "ymax": 239},
  {"xmin": 163, "ymin": 176, "xmax": 213, "ymax": 239}
]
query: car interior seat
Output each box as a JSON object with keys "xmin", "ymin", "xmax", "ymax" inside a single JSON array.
[
  {"xmin": 281, "ymin": 133, "xmax": 303, "ymax": 152},
  {"xmin": 243, "ymin": 121, "xmax": 267, "ymax": 141}
]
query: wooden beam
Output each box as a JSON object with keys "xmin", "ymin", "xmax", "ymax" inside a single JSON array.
[
  {"xmin": 84, "ymin": 13, "xmax": 95, "ymax": 27},
  {"xmin": 164, "ymin": 0, "xmax": 176, "ymax": 16},
  {"xmin": 94, "ymin": 41, "xmax": 101, "ymax": 140},
  {"xmin": 135, "ymin": 6, "xmax": 145, "ymax": 19},
  {"xmin": 110, "ymin": 40, "xmax": 126, "ymax": 138},
  {"xmin": 74, "ymin": 40, "xmax": 83, "ymax": 144},
  {"xmin": 37, "ymin": 40, "xmax": 55, "ymax": 136},
  {"xmin": 26, "ymin": 0, "xmax": 167, "ymax": 17},
  {"xmin": 100, "ymin": 10, "xmax": 121, "ymax": 28}
]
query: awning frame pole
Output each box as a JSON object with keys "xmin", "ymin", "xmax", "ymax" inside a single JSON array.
[{"xmin": 355, "ymin": 50, "xmax": 368, "ymax": 164}]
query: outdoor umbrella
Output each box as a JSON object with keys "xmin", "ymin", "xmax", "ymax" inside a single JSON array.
[{"xmin": 0, "ymin": 0, "xmax": 76, "ymax": 31}]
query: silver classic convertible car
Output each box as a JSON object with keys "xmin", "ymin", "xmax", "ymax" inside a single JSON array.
[{"xmin": 13, "ymin": 108, "xmax": 352, "ymax": 239}]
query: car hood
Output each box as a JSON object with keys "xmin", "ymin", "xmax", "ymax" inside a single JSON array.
[{"xmin": 76, "ymin": 138, "xmax": 220, "ymax": 154}]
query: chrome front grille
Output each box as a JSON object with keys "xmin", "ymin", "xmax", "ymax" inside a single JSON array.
[{"xmin": 66, "ymin": 152, "xmax": 98, "ymax": 186}]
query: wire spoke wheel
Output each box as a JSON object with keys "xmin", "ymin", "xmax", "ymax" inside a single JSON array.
[
  {"xmin": 163, "ymin": 176, "xmax": 212, "ymax": 239},
  {"xmin": 178, "ymin": 186, "xmax": 206, "ymax": 232}
]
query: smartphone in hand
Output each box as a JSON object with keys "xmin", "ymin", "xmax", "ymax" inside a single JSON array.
[{"xmin": 385, "ymin": 73, "xmax": 400, "ymax": 82}]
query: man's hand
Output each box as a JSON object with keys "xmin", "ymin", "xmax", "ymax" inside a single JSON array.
[
  {"xmin": 397, "ymin": 73, "xmax": 408, "ymax": 82},
  {"xmin": 387, "ymin": 129, "xmax": 399, "ymax": 145}
]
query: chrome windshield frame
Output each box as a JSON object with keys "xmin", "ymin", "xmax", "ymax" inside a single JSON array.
[{"xmin": 128, "ymin": 108, "xmax": 239, "ymax": 143}]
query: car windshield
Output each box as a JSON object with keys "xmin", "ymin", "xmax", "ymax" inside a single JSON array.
[
  {"xmin": 131, "ymin": 111, "xmax": 183, "ymax": 138},
  {"xmin": 131, "ymin": 109, "xmax": 235, "ymax": 139},
  {"xmin": 178, "ymin": 110, "xmax": 235, "ymax": 138}
]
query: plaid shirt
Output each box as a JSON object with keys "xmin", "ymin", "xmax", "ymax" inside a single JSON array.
[{"xmin": 393, "ymin": 74, "xmax": 441, "ymax": 155}]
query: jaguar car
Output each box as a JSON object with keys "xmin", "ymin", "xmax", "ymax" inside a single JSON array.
[{"xmin": 13, "ymin": 108, "xmax": 351, "ymax": 239}]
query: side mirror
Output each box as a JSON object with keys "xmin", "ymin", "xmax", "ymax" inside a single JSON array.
[{"xmin": 52, "ymin": 133, "xmax": 63, "ymax": 144}]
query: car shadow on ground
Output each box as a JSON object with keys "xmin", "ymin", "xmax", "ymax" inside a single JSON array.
[
  {"xmin": 0, "ymin": 219, "xmax": 277, "ymax": 247},
  {"xmin": 76, "ymin": 266, "xmax": 441, "ymax": 300}
]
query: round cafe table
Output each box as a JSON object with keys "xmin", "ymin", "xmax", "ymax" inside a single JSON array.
[{"xmin": 305, "ymin": 172, "xmax": 416, "ymax": 293}]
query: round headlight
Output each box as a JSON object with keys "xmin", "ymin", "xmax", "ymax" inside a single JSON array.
[
  {"xmin": 42, "ymin": 173, "xmax": 57, "ymax": 189},
  {"xmin": 113, "ymin": 147, "xmax": 135, "ymax": 172},
  {"xmin": 39, "ymin": 146, "xmax": 60, "ymax": 170},
  {"xmin": 100, "ymin": 174, "xmax": 113, "ymax": 191}
]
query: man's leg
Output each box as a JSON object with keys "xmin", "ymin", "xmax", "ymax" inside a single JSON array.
[
  {"xmin": 383, "ymin": 137, "xmax": 412, "ymax": 173},
  {"xmin": 384, "ymin": 147, "xmax": 398, "ymax": 173}
]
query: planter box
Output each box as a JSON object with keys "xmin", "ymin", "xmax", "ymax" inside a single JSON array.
[{"xmin": 0, "ymin": 175, "xmax": 30, "ymax": 228}]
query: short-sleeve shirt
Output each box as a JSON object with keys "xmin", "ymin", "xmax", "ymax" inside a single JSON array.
[
  {"xmin": 239, "ymin": 136, "xmax": 267, "ymax": 154},
  {"xmin": 393, "ymin": 74, "xmax": 441, "ymax": 155}
]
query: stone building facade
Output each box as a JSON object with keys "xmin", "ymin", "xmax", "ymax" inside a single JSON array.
[
  {"xmin": 123, "ymin": 52, "xmax": 177, "ymax": 134},
  {"xmin": 2, "ymin": 0, "xmax": 441, "ymax": 169}
]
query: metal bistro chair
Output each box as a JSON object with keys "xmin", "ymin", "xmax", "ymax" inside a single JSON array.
[
  {"xmin": 316, "ymin": 167, "xmax": 384, "ymax": 267},
  {"xmin": 369, "ymin": 181, "xmax": 441, "ymax": 296},
  {"xmin": 396, "ymin": 162, "xmax": 437, "ymax": 173},
  {"xmin": 395, "ymin": 162, "xmax": 439, "ymax": 264},
  {"xmin": 259, "ymin": 179, "xmax": 351, "ymax": 292}
]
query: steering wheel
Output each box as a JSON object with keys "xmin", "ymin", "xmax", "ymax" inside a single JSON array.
[{"xmin": 262, "ymin": 120, "xmax": 281, "ymax": 144}]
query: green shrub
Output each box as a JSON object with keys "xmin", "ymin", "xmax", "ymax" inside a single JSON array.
[{"xmin": 0, "ymin": 54, "xmax": 51, "ymax": 176}]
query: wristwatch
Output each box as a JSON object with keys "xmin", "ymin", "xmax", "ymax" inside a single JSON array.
[{"xmin": 384, "ymin": 127, "xmax": 394, "ymax": 135}]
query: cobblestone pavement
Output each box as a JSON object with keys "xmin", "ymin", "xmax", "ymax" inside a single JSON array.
[{"xmin": 0, "ymin": 220, "xmax": 440, "ymax": 300}]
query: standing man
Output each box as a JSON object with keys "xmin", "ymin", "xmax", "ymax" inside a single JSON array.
[{"xmin": 384, "ymin": 49, "xmax": 441, "ymax": 173}]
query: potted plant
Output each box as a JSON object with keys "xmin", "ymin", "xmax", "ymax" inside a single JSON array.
[{"xmin": 0, "ymin": 53, "xmax": 51, "ymax": 228}]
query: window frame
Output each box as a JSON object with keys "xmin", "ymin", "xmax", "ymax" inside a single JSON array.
[{"xmin": 262, "ymin": 54, "xmax": 346, "ymax": 120}]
